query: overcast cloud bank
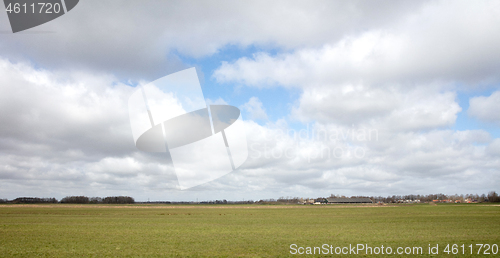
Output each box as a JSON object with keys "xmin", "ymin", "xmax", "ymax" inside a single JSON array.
[{"xmin": 0, "ymin": 0, "xmax": 499, "ymax": 200}]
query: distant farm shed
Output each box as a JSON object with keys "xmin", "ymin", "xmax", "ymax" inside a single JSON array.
[{"xmin": 326, "ymin": 197, "xmax": 373, "ymax": 204}]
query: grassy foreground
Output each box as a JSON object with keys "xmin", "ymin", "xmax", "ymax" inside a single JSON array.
[{"xmin": 0, "ymin": 204, "xmax": 498, "ymax": 257}]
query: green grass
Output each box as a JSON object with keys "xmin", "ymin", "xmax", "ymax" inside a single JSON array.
[{"xmin": 0, "ymin": 204, "xmax": 498, "ymax": 257}]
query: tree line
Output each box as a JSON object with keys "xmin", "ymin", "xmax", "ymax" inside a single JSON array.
[
  {"xmin": 258, "ymin": 191, "xmax": 500, "ymax": 204},
  {"xmin": 1, "ymin": 191, "xmax": 499, "ymax": 204},
  {"xmin": 366, "ymin": 191, "xmax": 500, "ymax": 203},
  {"xmin": 60, "ymin": 196, "xmax": 135, "ymax": 204},
  {"xmin": 1, "ymin": 196, "xmax": 135, "ymax": 204}
]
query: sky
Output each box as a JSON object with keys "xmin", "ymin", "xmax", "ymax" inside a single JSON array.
[{"xmin": 0, "ymin": 0, "xmax": 499, "ymax": 201}]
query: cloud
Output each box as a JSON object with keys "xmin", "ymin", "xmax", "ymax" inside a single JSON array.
[
  {"xmin": 468, "ymin": 91, "xmax": 500, "ymax": 125},
  {"xmin": 486, "ymin": 139, "xmax": 500, "ymax": 157},
  {"xmin": 0, "ymin": 58, "xmax": 135, "ymax": 160},
  {"xmin": 0, "ymin": 0, "xmax": 428, "ymax": 79},
  {"xmin": 213, "ymin": 1, "xmax": 500, "ymax": 133},
  {"xmin": 0, "ymin": 57, "xmax": 181, "ymax": 197},
  {"xmin": 377, "ymin": 89, "xmax": 461, "ymax": 132},
  {"xmin": 214, "ymin": 1, "xmax": 500, "ymax": 88},
  {"xmin": 241, "ymin": 97, "xmax": 268, "ymax": 121},
  {"xmin": 206, "ymin": 98, "xmax": 228, "ymax": 105},
  {"xmin": 0, "ymin": 55, "xmax": 497, "ymax": 199},
  {"xmin": 285, "ymin": 83, "xmax": 460, "ymax": 132},
  {"xmin": 233, "ymin": 119, "xmax": 499, "ymax": 196}
]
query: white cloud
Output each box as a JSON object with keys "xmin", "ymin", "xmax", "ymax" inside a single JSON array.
[
  {"xmin": 288, "ymin": 85, "xmax": 461, "ymax": 131},
  {"xmin": 379, "ymin": 89, "xmax": 461, "ymax": 132},
  {"xmin": 0, "ymin": 0, "xmax": 429, "ymax": 79},
  {"xmin": 1, "ymin": 58, "xmax": 497, "ymax": 200},
  {"xmin": 214, "ymin": 1, "xmax": 500, "ymax": 88},
  {"xmin": 241, "ymin": 97, "xmax": 268, "ymax": 121},
  {"xmin": 486, "ymin": 139, "xmax": 500, "ymax": 157},
  {"xmin": 290, "ymin": 85, "xmax": 396, "ymax": 124},
  {"xmin": 0, "ymin": 58, "xmax": 180, "ymax": 197},
  {"xmin": 233, "ymin": 119, "xmax": 499, "ymax": 196},
  {"xmin": 468, "ymin": 91, "xmax": 500, "ymax": 124},
  {"xmin": 213, "ymin": 1, "xmax": 499, "ymax": 133},
  {"xmin": 206, "ymin": 97, "xmax": 228, "ymax": 105}
]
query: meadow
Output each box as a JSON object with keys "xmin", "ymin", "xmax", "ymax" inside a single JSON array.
[{"xmin": 0, "ymin": 204, "xmax": 498, "ymax": 257}]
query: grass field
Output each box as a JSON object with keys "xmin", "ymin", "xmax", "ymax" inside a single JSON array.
[{"xmin": 0, "ymin": 204, "xmax": 499, "ymax": 257}]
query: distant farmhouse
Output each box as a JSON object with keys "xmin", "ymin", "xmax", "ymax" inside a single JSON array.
[{"xmin": 326, "ymin": 197, "xmax": 373, "ymax": 204}]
